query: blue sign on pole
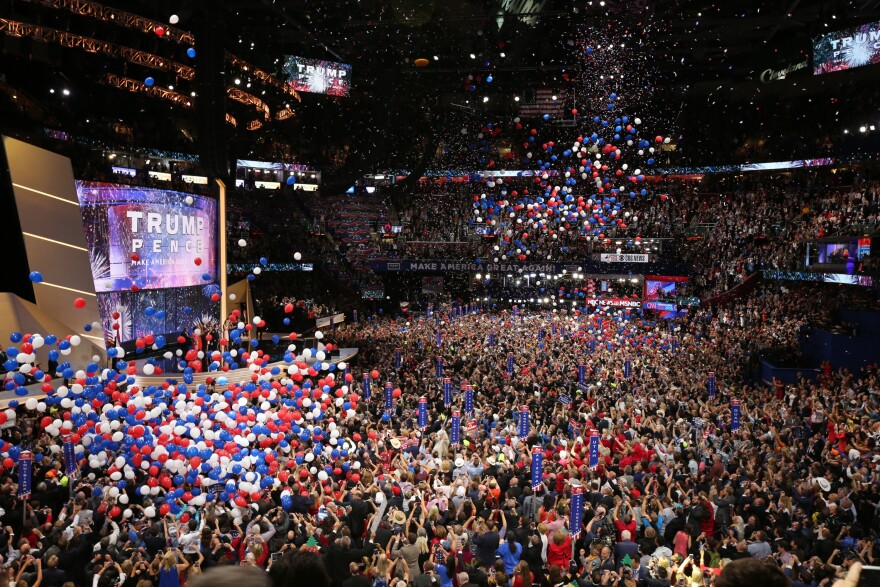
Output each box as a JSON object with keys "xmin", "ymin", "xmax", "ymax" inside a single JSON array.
[
  {"xmin": 707, "ymin": 372, "xmax": 716, "ymax": 399},
  {"xmin": 571, "ymin": 484, "xmax": 584, "ymax": 538},
  {"xmin": 488, "ymin": 332, "xmax": 495, "ymax": 347},
  {"xmin": 451, "ymin": 410, "xmax": 461, "ymax": 446},
  {"xmin": 589, "ymin": 430, "xmax": 600, "ymax": 469},
  {"xmin": 624, "ymin": 360, "xmax": 632, "ymax": 379},
  {"xmin": 418, "ymin": 397, "xmax": 428, "ymax": 430},
  {"xmin": 577, "ymin": 364, "xmax": 586, "ymax": 385},
  {"xmin": 507, "ymin": 353, "xmax": 514, "ymax": 375},
  {"xmin": 530, "ymin": 446, "xmax": 543, "ymax": 490},
  {"xmin": 362, "ymin": 373, "xmax": 371, "ymax": 400},
  {"xmin": 384, "ymin": 382, "xmax": 394, "ymax": 414},
  {"xmin": 443, "ymin": 378, "xmax": 452, "ymax": 407},
  {"xmin": 394, "ymin": 349, "xmax": 402, "ymax": 370},
  {"xmin": 63, "ymin": 437, "xmax": 77, "ymax": 479},
  {"xmin": 436, "ymin": 356, "xmax": 443, "ymax": 379},
  {"xmin": 731, "ymin": 400, "xmax": 741, "ymax": 431},
  {"xmin": 435, "ymin": 330, "xmax": 442, "ymax": 347},
  {"xmin": 465, "ymin": 386, "xmax": 474, "ymax": 416},
  {"xmin": 17, "ymin": 451, "xmax": 33, "ymax": 500},
  {"xmin": 518, "ymin": 406, "xmax": 530, "ymax": 438}
]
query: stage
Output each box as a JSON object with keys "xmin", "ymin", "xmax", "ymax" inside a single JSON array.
[{"xmin": 0, "ymin": 348, "xmax": 359, "ymax": 409}]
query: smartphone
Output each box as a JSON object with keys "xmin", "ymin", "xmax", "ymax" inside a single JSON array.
[
  {"xmin": 858, "ymin": 566, "xmax": 880, "ymax": 587},
  {"xmin": 270, "ymin": 552, "xmax": 282, "ymax": 562},
  {"xmin": 317, "ymin": 508, "xmax": 328, "ymax": 522}
]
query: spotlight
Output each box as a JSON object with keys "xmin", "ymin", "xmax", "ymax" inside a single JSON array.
[{"xmin": 62, "ymin": 89, "xmax": 70, "ymax": 96}]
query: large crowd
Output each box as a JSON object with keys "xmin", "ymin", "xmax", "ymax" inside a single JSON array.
[{"xmin": 0, "ymin": 273, "xmax": 875, "ymax": 587}]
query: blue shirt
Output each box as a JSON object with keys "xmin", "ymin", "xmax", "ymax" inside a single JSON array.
[{"xmin": 497, "ymin": 541, "xmax": 522, "ymax": 575}]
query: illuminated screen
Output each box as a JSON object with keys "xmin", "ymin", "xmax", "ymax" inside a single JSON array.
[
  {"xmin": 645, "ymin": 280, "xmax": 679, "ymax": 300},
  {"xmin": 282, "ymin": 56, "xmax": 352, "ymax": 96},
  {"xmin": 75, "ymin": 182, "xmax": 219, "ymax": 345},
  {"xmin": 76, "ymin": 181, "xmax": 217, "ymax": 293},
  {"xmin": 813, "ymin": 21, "xmax": 880, "ymax": 75}
]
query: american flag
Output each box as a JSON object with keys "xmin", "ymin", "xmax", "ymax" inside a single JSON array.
[{"xmin": 519, "ymin": 89, "xmax": 566, "ymax": 118}]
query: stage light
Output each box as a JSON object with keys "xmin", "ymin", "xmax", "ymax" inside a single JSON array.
[
  {"xmin": 860, "ymin": 126, "xmax": 867, "ymax": 133},
  {"xmin": 470, "ymin": 53, "xmax": 476, "ymax": 59},
  {"xmin": 50, "ymin": 89, "xmax": 55, "ymax": 94},
  {"xmin": 483, "ymin": 96, "xmax": 489, "ymax": 103},
  {"xmin": 500, "ymin": 52, "xmax": 506, "ymax": 58},
  {"xmin": 475, "ymin": 273, "xmax": 482, "ymax": 279},
  {"xmin": 62, "ymin": 89, "xmax": 70, "ymax": 96},
  {"xmin": 168, "ymin": 85, "xmax": 174, "ymax": 90},
  {"xmin": 514, "ymin": 96, "xmax": 520, "ymax": 102},
  {"xmin": 234, "ymin": 78, "xmax": 241, "ymax": 85}
]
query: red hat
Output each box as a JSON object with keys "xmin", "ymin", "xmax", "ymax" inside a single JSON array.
[{"xmin": 392, "ymin": 485, "xmax": 401, "ymax": 495}]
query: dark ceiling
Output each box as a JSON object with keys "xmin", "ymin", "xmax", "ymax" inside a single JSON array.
[{"xmin": 2, "ymin": 0, "xmax": 880, "ymax": 179}]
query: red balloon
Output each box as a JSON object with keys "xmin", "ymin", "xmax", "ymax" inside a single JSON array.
[
  {"xmin": 130, "ymin": 253, "xmax": 140, "ymax": 261},
  {"xmin": 371, "ymin": 370, "xmax": 380, "ymax": 379},
  {"xmin": 159, "ymin": 503, "xmax": 170, "ymax": 516},
  {"xmin": 73, "ymin": 298, "xmax": 86, "ymax": 309},
  {"xmin": 154, "ymin": 26, "xmax": 165, "ymax": 36}
]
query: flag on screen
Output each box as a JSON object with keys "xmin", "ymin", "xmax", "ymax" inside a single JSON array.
[{"xmin": 519, "ymin": 89, "xmax": 565, "ymax": 118}]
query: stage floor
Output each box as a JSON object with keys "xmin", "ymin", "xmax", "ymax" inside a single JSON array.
[{"xmin": 0, "ymin": 348, "xmax": 359, "ymax": 408}]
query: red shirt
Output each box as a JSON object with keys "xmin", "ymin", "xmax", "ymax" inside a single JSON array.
[
  {"xmin": 615, "ymin": 518, "xmax": 636, "ymax": 541},
  {"xmin": 547, "ymin": 534, "xmax": 572, "ymax": 568}
]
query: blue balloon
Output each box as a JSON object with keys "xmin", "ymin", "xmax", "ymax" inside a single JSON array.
[
  {"xmin": 186, "ymin": 47, "xmax": 196, "ymax": 59},
  {"xmin": 145, "ymin": 77, "xmax": 155, "ymax": 87},
  {"xmin": 286, "ymin": 176, "xmax": 296, "ymax": 186},
  {"xmin": 28, "ymin": 271, "xmax": 43, "ymax": 283}
]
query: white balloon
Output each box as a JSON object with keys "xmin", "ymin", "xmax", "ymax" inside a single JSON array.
[
  {"xmin": 169, "ymin": 14, "xmax": 180, "ymax": 24},
  {"xmin": 294, "ymin": 252, "xmax": 302, "ymax": 261},
  {"xmin": 238, "ymin": 239, "xmax": 247, "ymax": 247}
]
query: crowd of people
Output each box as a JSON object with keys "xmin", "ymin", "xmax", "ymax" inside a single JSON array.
[{"xmin": 0, "ymin": 274, "xmax": 876, "ymax": 587}]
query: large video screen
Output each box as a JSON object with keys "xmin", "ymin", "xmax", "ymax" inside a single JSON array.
[
  {"xmin": 75, "ymin": 182, "xmax": 219, "ymax": 346},
  {"xmin": 282, "ymin": 56, "xmax": 352, "ymax": 96},
  {"xmin": 814, "ymin": 21, "xmax": 880, "ymax": 75},
  {"xmin": 76, "ymin": 182, "xmax": 217, "ymax": 293},
  {"xmin": 645, "ymin": 276, "xmax": 689, "ymax": 300}
]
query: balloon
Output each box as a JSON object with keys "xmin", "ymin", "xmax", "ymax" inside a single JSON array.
[
  {"xmin": 73, "ymin": 298, "xmax": 86, "ymax": 309},
  {"xmin": 187, "ymin": 47, "xmax": 196, "ymax": 59},
  {"xmin": 145, "ymin": 77, "xmax": 155, "ymax": 87},
  {"xmin": 154, "ymin": 27, "xmax": 165, "ymax": 37},
  {"xmin": 28, "ymin": 271, "xmax": 43, "ymax": 283},
  {"xmin": 238, "ymin": 239, "xmax": 247, "ymax": 247},
  {"xmin": 169, "ymin": 14, "xmax": 180, "ymax": 24},
  {"xmin": 294, "ymin": 252, "xmax": 302, "ymax": 261}
]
